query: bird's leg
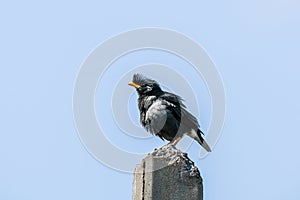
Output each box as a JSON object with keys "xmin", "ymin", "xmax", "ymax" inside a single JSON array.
[{"xmin": 168, "ymin": 136, "xmax": 182, "ymax": 146}]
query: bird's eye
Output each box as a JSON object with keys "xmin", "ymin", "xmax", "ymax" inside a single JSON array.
[{"xmin": 145, "ymin": 86, "xmax": 152, "ymax": 92}]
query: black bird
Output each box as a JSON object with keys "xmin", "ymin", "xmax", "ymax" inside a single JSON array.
[{"xmin": 128, "ymin": 74, "xmax": 211, "ymax": 152}]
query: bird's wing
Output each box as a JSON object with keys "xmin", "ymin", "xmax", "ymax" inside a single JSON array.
[
  {"xmin": 159, "ymin": 92, "xmax": 182, "ymax": 120},
  {"xmin": 160, "ymin": 92, "xmax": 200, "ymax": 132},
  {"xmin": 181, "ymin": 108, "xmax": 201, "ymax": 132},
  {"xmin": 160, "ymin": 92, "xmax": 184, "ymax": 106}
]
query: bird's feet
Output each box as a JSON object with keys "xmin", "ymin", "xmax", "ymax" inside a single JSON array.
[
  {"xmin": 154, "ymin": 136, "xmax": 182, "ymax": 152},
  {"xmin": 162, "ymin": 136, "xmax": 182, "ymax": 148},
  {"xmin": 169, "ymin": 136, "xmax": 182, "ymax": 146}
]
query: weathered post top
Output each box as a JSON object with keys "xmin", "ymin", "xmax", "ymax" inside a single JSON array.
[{"xmin": 132, "ymin": 145, "xmax": 203, "ymax": 200}]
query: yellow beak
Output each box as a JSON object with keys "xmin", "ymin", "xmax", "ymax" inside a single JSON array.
[{"xmin": 128, "ymin": 82, "xmax": 141, "ymax": 89}]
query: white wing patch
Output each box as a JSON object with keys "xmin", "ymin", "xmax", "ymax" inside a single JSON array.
[{"xmin": 162, "ymin": 99, "xmax": 176, "ymax": 107}]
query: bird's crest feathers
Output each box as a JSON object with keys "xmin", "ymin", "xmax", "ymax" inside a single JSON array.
[{"xmin": 132, "ymin": 73, "xmax": 158, "ymax": 86}]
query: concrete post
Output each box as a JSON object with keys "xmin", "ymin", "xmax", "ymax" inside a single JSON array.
[{"xmin": 132, "ymin": 145, "xmax": 203, "ymax": 200}]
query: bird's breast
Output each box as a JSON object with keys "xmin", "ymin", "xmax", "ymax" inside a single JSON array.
[
  {"xmin": 144, "ymin": 100, "xmax": 168, "ymax": 134},
  {"xmin": 141, "ymin": 96, "xmax": 156, "ymax": 109}
]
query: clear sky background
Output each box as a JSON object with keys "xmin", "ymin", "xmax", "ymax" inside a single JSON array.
[{"xmin": 1, "ymin": 1, "xmax": 300, "ymax": 200}]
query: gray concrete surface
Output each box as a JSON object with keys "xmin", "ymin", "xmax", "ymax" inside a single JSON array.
[{"xmin": 132, "ymin": 145, "xmax": 203, "ymax": 200}]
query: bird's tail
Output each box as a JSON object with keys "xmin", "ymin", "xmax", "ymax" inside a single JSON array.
[{"xmin": 196, "ymin": 129, "xmax": 212, "ymax": 152}]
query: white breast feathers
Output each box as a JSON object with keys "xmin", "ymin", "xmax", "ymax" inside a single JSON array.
[{"xmin": 145, "ymin": 100, "xmax": 168, "ymax": 134}]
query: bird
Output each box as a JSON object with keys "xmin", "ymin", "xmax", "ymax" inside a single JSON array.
[{"xmin": 128, "ymin": 73, "xmax": 211, "ymax": 152}]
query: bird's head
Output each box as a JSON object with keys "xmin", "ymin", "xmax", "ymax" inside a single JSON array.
[{"xmin": 128, "ymin": 74, "xmax": 163, "ymax": 96}]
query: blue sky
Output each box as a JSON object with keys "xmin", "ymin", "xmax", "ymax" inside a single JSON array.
[{"xmin": 1, "ymin": 1, "xmax": 300, "ymax": 200}]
